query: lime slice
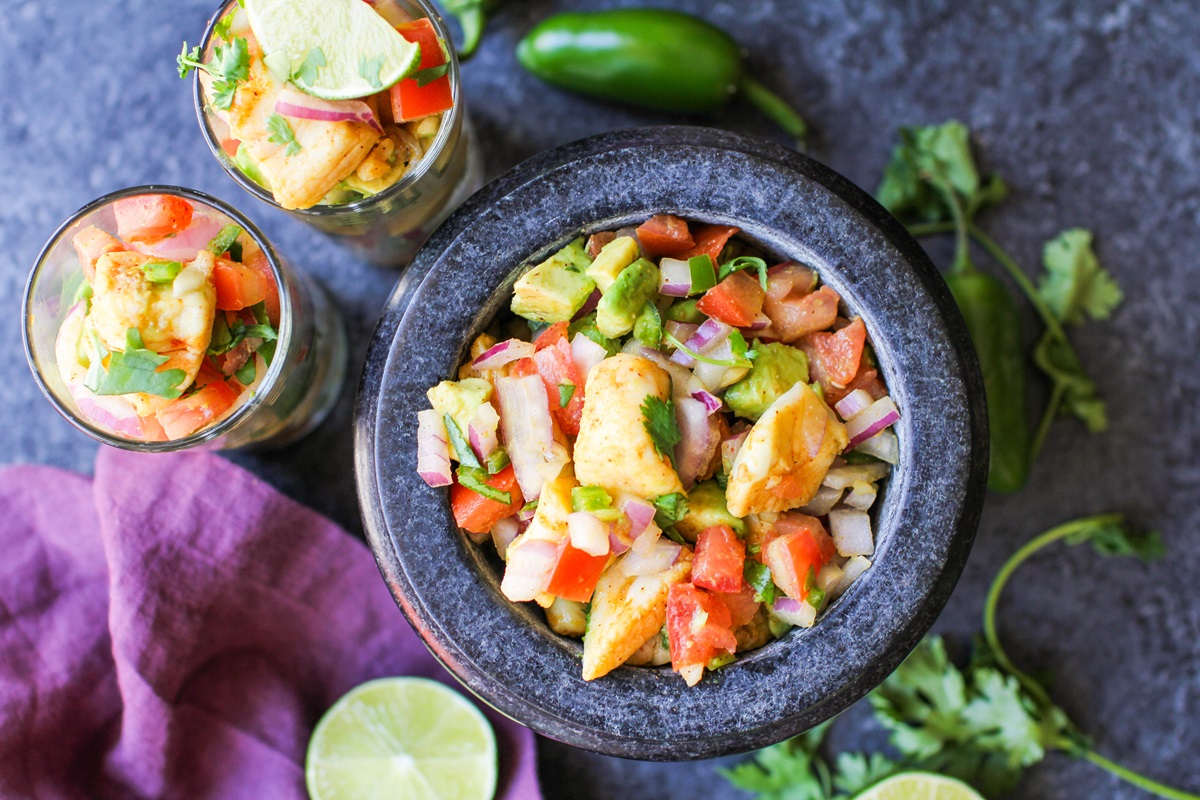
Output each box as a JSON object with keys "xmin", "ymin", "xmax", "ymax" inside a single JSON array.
[
  {"xmin": 854, "ymin": 772, "xmax": 985, "ymax": 800},
  {"xmin": 306, "ymin": 677, "xmax": 497, "ymax": 800},
  {"xmin": 244, "ymin": 0, "xmax": 421, "ymax": 100}
]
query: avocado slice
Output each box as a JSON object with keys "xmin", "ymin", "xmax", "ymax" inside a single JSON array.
[
  {"xmin": 596, "ymin": 258, "xmax": 660, "ymax": 338},
  {"xmin": 724, "ymin": 341, "xmax": 810, "ymax": 421},
  {"xmin": 674, "ymin": 479, "xmax": 746, "ymax": 541},
  {"xmin": 511, "ymin": 237, "xmax": 596, "ymax": 323}
]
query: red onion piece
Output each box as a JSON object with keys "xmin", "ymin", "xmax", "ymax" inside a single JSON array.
[
  {"xmin": 491, "ymin": 517, "xmax": 521, "ymax": 560},
  {"xmin": 500, "ymin": 537, "xmax": 559, "ymax": 601},
  {"xmin": 608, "ymin": 530, "xmax": 631, "ymax": 555},
  {"xmin": 275, "ymin": 87, "xmax": 383, "ymax": 132},
  {"xmin": 834, "ymin": 389, "xmax": 875, "ymax": 420},
  {"xmin": 517, "ymin": 506, "xmax": 536, "ymax": 523},
  {"xmin": 854, "ymin": 428, "xmax": 899, "ymax": 464},
  {"xmin": 416, "ymin": 409, "xmax": 452, "ymax": 487},
  {"xmin": 622, "ymin": 539, "xmax": 681, "ymax": 576},
  {"xmin": 134, "ymin": 213, "xmax": 224, "ymax": 262},
  {"xmin": 829, "ymin": 508, "xmax": 874, "ymax": 557},
  {"xmin": 670, "ymin": 318, "xmax": 731, "ymax": 368},
  {"xmin": 663, "ymin": 321, "xmax": 698, "ymax": 345},
  {"xmin": 473, "ymin": 338, "xmax": 535, "ymax": 370},
  {"xmin": 495, "ymin": 375, "xmax": 568, "ymax": 501},
  {"xmin": 570, "ymin": 333, "xmax": 607, "ymax": 380},
  {"xmin": 572, "ymin": 288, "xmax": 601, "ymax": 321},
  {"xmin": 771, "ymin": 595, "xmax": 816, "ymax": 627},
  {"xmin": 674, "ymin": 395, "xmax": 717, "ymax": 489},
  {"xmin": 69, "ymin": 385, "xmax": 165, "ymax": 441},
  {"xmin": 691, "ymin": 389, "xmax": 723, "ymax": 415},
  {"xmin": 742, "ymin": 313, "xmax": 771, "ymax": 331},
  {"xmin": 658, "ymin": 258, "xmax": 692, "ymax": 297},
  {"xmin": 568, "ymin": 512, "xmax": 611, "ymax": 557},
  {"xmin": 846, "ymin": 397, "xmax": 900, "ymax": 448},
  {"xmin": 467, "ymin": 403, "xmax": 500, "ymax": 461},
  {"xmin": 621, "ymin": 497, "xmax": 657, "ymax": 540}
]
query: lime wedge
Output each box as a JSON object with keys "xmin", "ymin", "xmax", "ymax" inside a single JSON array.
[
  {"xmin": 853, "ymin": 772, "xmax": 985, "ymax": 800},
  {"xmin": 244, "ymin": 0, "xmax": 421, "ymax": 100},
  {"xmin": 306, "ymin": 677, "xmax": 497, "ymax": 800}
]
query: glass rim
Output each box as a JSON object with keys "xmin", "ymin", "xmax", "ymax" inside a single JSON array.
[
  {"xmin": 22, "ymin": 184, "xmax": 295, "ymax": 452},
  {"xmin": 192, "ymin": 0, "xmax": 464, "ymax": 218}
]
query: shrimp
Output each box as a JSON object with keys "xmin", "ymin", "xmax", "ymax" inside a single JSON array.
[{"xmin": 88, "ymin": 249, "xmax": 217, "ymax": 415}]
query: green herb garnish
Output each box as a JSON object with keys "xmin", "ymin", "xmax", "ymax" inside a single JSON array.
[
  {"xmin": 358, "ymin": 53, "xmax": 385, "ymax": 90},
  {"xmin": 442, "ymin": 413, "xmax": 481, "ymax": 469},
  {"xmin": 267, "ymin": 114, "xmax": 301, "ymax": 156},
  {"xmin": 84, "ymin": 328, "xmax": 186, "ymax": 399},
  {"xmin": 293, "ymin": 47, "xmax": 327, "ymax": 88},
  {"xmin": 212, "ymin": 14, "xmax": 234, "ymax": 43},
  {"xmin": 718, "ymin": 255, "xmax": 769, "ymax": 291},
  {"xmin": 641, "ymin": 395, "xmax": 681, "ymax": 466},
  {"xmin": 177, "ymin": 37, "xmax": 249, "ymax": 111},
  {"xmin": 206, "ymin": 313, "xmax": 277, "ymax": 357},
  {"xmin": 743, "ymin": 560, "xmax": 777, "ymax": 606},
  {"xmin": 140, "ymin": 260, "xmax": 183, "ymax": 284},
  {"xmin": 234, "ymin": 357, "xmax": 256, "ymax": 386},
  {"xmin": 664, "ymin": 331, "xmax": 752, "ymax": 369},
  {"xmin": 652, "ymin": 492, "xmax": 689, "ymax": 528}
]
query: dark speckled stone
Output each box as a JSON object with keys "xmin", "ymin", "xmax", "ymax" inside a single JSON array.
[{"xmin": 354, "ymin": 127, "xmax": 988, "ymax": 760}]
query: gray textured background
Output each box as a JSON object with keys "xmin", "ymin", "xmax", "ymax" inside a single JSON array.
[{"xmin": 2, "ymin": 1, "xmax": 1198, "ymax": 798}]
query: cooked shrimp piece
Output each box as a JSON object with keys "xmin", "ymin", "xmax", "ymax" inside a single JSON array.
[{"xmin": 89, "ymin": 249, "xmax": 217, "ymax": 414}]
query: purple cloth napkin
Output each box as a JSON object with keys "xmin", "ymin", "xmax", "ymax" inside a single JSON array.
[{"xmin": 0, "ymin": 448, "xmax": 542, "ymax": 800}]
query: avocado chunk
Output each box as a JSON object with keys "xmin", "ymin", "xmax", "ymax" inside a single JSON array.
[
  {"xmin": 675, "ymin": 479, "xmax": 746, "ymax": 541},
  {"xmin": 665, "ymin": 297, "xmax": 706, "ymax": 324},
  {"xmin": 235, "ymin": 142, "xmax": 271, "ymax": 190},
  {"xmin": 723, "ymin": 341, "xmax": 810, "ymax": 421},
  {"xmin": 596, "ymin": 258, "xmax": 660, "ymax": 338},
  {"xmin": 511, "ymin": 237, "xmax": 596, "ymax": 323},
  {"xmin": 426, "ymin": 377, "xmax": 492, "ymax": 438},
  {"xmin": 568, "ymin": 312, "xmax": 621, "ymax": 356},
  {"xmin": 586, "ymin": 236, "xmax": 640, "ymax": 292}
]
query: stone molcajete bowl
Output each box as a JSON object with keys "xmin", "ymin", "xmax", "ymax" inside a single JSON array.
[{"xmin": 354, "ymin": 126, "xmax": 988, "ymax": 760}]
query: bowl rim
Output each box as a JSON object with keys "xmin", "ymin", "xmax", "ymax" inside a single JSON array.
[{"xmin": 354, "ymin": 125, "xmax": 987, "ymax": 760}]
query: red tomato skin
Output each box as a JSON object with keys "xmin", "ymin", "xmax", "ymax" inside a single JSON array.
[
  {"xmin": 802, "ymin": 317, "xmax": 867, "ymax": 396},
  {"xmin": 716, "ymin": 582, "xmax": 761, "ymax": 629},
  {"xmin": 696, "ymin": 270, "xmax": 765, "ymax": 328},
  {"xmin": 450, "ymin": 465, "xmax": 524, "ymax": 535},
  {"xmin": 586, "ymin": 231, "xmax": 617, "ymax": 258},
  {"xmin": 113, "ymin": 195, "xmax": 194, "ymax": 243},
  {"xmin": 509, "ymin": 357, "xmax": 538, "ymax": 378},
  {"xmin": 774, "ymin": 513, "xmax": 836, "ymax": 563},
  {"xmin": 72, "ymin": 226, "xmax": 125, "ymax": 282},
  {"xmin": 692, "ymin": 525, "xmax": 746, "ymax": 594},
  {"xmin": 533, "ymin": 321, "xmax": 570, "ymax": 351},
  {"xmin": 546, "ymin": 539, "xmax": 608, "ymax": 602},
  {"xmin": 636, "ymin": 214, "xmax": 695, "ymax": 258},
  {"xmin": 533, "ymin": 337, "xmax": 585, "ymax": 436},
  {"xmin": 212, "ymin": 257, "xmax": 270, "ymax": 311},
  {"xmin": 676, "ymin": 224, "xmax": 739, "ymax": 262},
  {"xmin": 765, "ymin": 284, "xmax": 841, "ymax": 342},
  {"xmin": 156, "ymin": 379, "xmax": 240, "ymax": 440},
  {"xmin": 827, "ymin": 365, "xmax": 886, "ymax": 406},
  {"xmin": 238, "ymin": 245, "xmax": 281, "ymax": 326},
  {"xmin": 667, "ymin": 583, "xmax": 738, "ymax": 671},
  {"xmin": 391, "ymin": 19, "xmax": 454, "ymax": 122},
  {"xmin": 763, "ymin": 529, "xmax": 830, "ymax": 603}
]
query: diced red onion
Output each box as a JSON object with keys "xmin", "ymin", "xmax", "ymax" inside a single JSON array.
[
  {"xmin": 495, "ymin": 375, "xmax": 568, "ymax": 501},
  {"xmin": 663, "ymin": 321, "xmax": 698, "ymax": 345},
  {"xmin": 473, "ymin": 338, "xmax": 535, "ymax": 370},
  {"xmin": 834, "ymin": 389, "xmax": 875, "ymax": 421},
  {"xmin": 822, "ymin": 462, "xmax": 890, "ymax": 491},
  {"xmin": 500, "ymin": 537, "xmax": 559, "ymax": 602},
  {"xmin": 772, "ymin": 595, "xmax": 816, "ymax": 628},
  {"xmin": 829, "ymin": 508, "xmax": 874, "ymax": 557},
  {"xmin": 69, "ymin": 385, "xmax": 164, "ymax": 441},
  {"xmin": 517, "ymin": 506, "xmax": 536, "ymax": 523},
  {"xmin": 799, "ymin": 484, "xmax": 843, "ymax": 516},
  {"xmin": 638, "ymin": 348, "xmax": 701, "ymax": 400},
  {"xmin": 275, "ymin": 87, "xmax": 382, "ymax": 132},
  {"xmin": 572, "ymin": 289, "xmax": 601, "ymax": 321},
  {"xmin": 742, "ymin": 313, "xmax": 771, "ymax": 331},
  {"xmin": 570, "ymin": 333, "xmax": 607, "ymax": 381},
  {"xmin": 846, "ymin": 397, "xmax": 900, "ymax": 448},
  {"xmin": 622, "ymin": 539, "xmax": 681, "ymax": 576},
  {"xmin": 630, "ymin": 520, "xmax": 662, "ymax": 557},
  {"xmin": 854, "ymin": 428, "xmax": 899, "ymax": 465},
  {"xmin": 467, "ymin": 403, "xmax": 499, "ymax": 461},
  {"xmin": 674, "ymin": 395, "xmax": 718, "ymax": 489},
  {"xmin": 691, "ymin": 389, "xmax": 723, "ymax": 415},
  {"xmin": 670, "ymin": 318, "xmax": 731, "ymax": 368},
  {"xmin": 134, "ymin": 213, "xmax": 224, "ymax": 262},
  {"xmin": 608, "ymin": 529, "xmax": 631, "ymax": 555},
  {"xmin": 692, "ymin": 336, "xmax": 748, "ymax": 392},
  {"xmin": 658, "ymin": 258, "xmax": 692, "ymax": 297},
  {"xmin": 416, "ymin": 409, "xmax": 452, "ymax": 487},
  {"xmin": 621, "ymin": 496, "xmax": 657, "ymax": 541},
  {"xmin": 720, "ymin": 430, "xmax": 749, "ymax": 474},
  {"xmin": 568, "ymin": 512, "xmax": 611, "ymax": 557},
  {"xmin": 491, "ymin": 517, "xmax": 521, "ymax": 561},
  {"xmin": 844, "ymin": 482, "xmax": 878, "ymax": 511}
]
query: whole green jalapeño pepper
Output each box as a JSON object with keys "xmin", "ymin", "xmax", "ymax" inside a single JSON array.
[
  {"xmin": 946, "ymin": 270, "xmax": 1030, "ymax": 493},
  {"xmin": 516, "ymin": 9, "xmax": 807, "ymax": 143}
]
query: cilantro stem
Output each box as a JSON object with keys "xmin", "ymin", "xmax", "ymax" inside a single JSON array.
[
  {"xmin": 664, "ymin": 331, "xmax": 752, "ymax": 369},
  {"xmin": 1081, "ymin": 751, "xmax": 1200, "ymax": 800},
  {"xmin": 1029, "ymin": 380, "xmax": 1065, "ymax": 459},
  {"xmin": 967, "ymin": 224, "xmax": 1065, "ymax": 339}
]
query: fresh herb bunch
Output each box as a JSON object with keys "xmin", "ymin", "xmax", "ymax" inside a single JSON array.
[
  {"xmin": 877, "ymin": 121, "xmax": 1124, "ymax": 488},
  {"xmin": 724, "ymin": 514, "xmax": 1197, "ymax": 800}
]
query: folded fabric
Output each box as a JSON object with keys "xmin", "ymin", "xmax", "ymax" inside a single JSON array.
[{"xmin": 0, "ymin": 448, "xmax": 541, "ymax": 800}]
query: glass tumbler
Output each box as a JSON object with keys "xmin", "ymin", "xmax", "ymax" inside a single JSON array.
[
  {"xmin": 23, "ymin": 185, "xmax": 347, "ymax": 451},
  {"xmin": 193, "ymin": 0, "xmax": 484, "ymax": 268}
]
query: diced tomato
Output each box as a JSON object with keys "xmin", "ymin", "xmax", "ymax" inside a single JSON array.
[
  {"xmin": 696, "ymin": 270, "xmax": 765, "ymax": 328},
  {"xmin": 636, "ymin": 214, "xmax": 694, "ymax": 258},
  {"xmin": 220, "ymin": 137, "xmax": 241, "ymax": 158},
  {"xmin": 156, "ymin": 376, "xmax": 240, "ymax": 441},
  {"xmin": 450, "ymin": 464, "xmax": 524, "ymax": 535},
  {"xmin": 692, "ymin": 525, "xmax": 746, "ymax": 593},
  {"xmin": 391, "ymin": 19, "xmax": 454, "ymax": 122},
  {"xmin": 667, "ymin": 583, "xmax": 738, "ymax": 673},
  {"xmin": 764, "ymin": 283, "xmax": 840, "ymax": 342},
  {"xmin": 716, "ymin": 583, "xmax": 761, "ymax": 629},
  {"xmin": 763, "ymin": 527, "xmax": 832, "ymax": 603},
  {"xmin": 802, "ymin": 317, "xmax": 867, "ymax": 395},
  {"xmin": 509, "ymin": 357, "xmax": 538, "ymax": 378},
  {"xmin": 546, "ymin": 538, "xmax": 608, "ymax": 602},
  {"xmin": 113, "ymin": 195, "xmax": 194, "ymax": 243},
  {"xmin": 71, "ymin": 225, "xmax": 125, "ymax": 282},
  {"xmin": 238, "ymin": 244, "xmax": 281, "ymax": 326},
  {"xmin": 533, "ymin": 321, "xmax": 569, "ymax": 351},
  {"xmin": 676, "ymin": 224, "xmax": 739, "ymax": 262},
  {"xmin": 533, "ymin": 336, "xmax": 585, "ymax": 435},
  {"xmin": 827, "ymin": 364, "xmax": 886, "ymax": 407},
  {"xmin": 774, "ymin": 513, "xmax": 836, "ymax": 563},
  {"xmin": 586, "ymin": 231, "xmax": 617, "ymax": 258},
  {"xmin": 213, "ymin": 257, "xmax": 270, "ymax": 311}
]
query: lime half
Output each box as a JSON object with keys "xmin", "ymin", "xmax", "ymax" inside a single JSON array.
[
  {"xmin": 854, "ymin": 772, "xmax": 985, "ymax": 800},
  {"xmin": 245, "ymin": 0, "xmax": 421, "ymax": 100},
  {"xmin": 306, "ymin": 677, "xmax": 497, "ymax": 800}
]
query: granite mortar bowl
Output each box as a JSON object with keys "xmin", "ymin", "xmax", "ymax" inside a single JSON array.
[{"xmin": 354, "ymin": 126, "xmax": 988, "ymax": 760}]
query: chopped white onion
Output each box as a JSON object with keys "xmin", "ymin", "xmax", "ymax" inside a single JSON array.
[
  {"xmin": 467, "ymin": 403, "xmax": 500, "ymax": 461},
  {"xmin": 799, "ymin": 484, "xmax": 843, "ymax": 516},
  {"xmin": 743, "ymin": 312, "xmax": 771, "ymax": 331},
  {"xmin": 500, "ymin": 536, "xmax": 559, "ymax": 602},
  {"xmin": 844, "ymin": 481, "xmax": 878, "ymax": 511},
  {"xmin": 692, "ymin": 336, "xmax": 749, "ymax": 392},
  {"xmin": 663, "ymin": 321, "xmax": 699, "ymax": 345},
  {"xmin": 495, "ymin": 375, "xmax": 568, "ymax": 501},
  {"xmin": 621, "ymin": 539, "xmax": 681, "ymax": 576},
  {"xmin": 473, "ymin": 338, "xmax": 536, "ymax": 370},
  {"xmin": 834, "ymin": 389, "xmax": 875, "ymax": 420},
  {"xmin": 846, "ymin": 396, "xmax": 900, "ymax": 448},
  {"xmin": 658, "ymin": 257, "xmax": 692, "ymax": 296},
  {"xmin": 490, "ymin": 517, "xmax": 521, "ymax": 561},
  {"xmin": 630, "ymin": 520, "xmax": 662, "ymax": 557},
  {"xmin": 822, "ymin": 462, "xmax": 890, "ymax": 491},
  {"xmin": 854, "ymin": 428, "xmax": 899, "ymax": 465},
  {"xmin": 816, "ymin": 562, "xmax": 845, "ymax": 597},
  {"xmin": 568, "ymin": 512, "xmax": 611, "ymax": 557},
  {"xmin": 570, "ymin": 333, "xmax": 607, "ymax": 381},
  {"xmin": 837, "ymin": 555, "xmax": 872, "ymax": 595},
  {"xmin": 674, "ymin": 395, "xmax": 718, "ymax": 489},
  {"xmin": 771, "ymin": 596, "xmax": 816, "ymax": 628},
  {"xmin": 829, "ymin": 508, "xmax": 874, "ymax": 557},
  {"xmin": 416, "ymin": 409, "xmax": 452, "ymax": 487}
]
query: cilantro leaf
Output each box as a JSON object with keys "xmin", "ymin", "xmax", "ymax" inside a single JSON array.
[
  {"xmin": 179, "ymin": 37, "xmax": 249, "ymax": 111},
  {"xmin": 213, "ymin": 13, "xmax": 234, "ymax": 42},
  {"xmin": 141, "ymin": 260, "xmax": 183, "ymax": 284},
  {"xmin": 84, "ymin": 328, "xmax": 186, "ymax": 399},
  {"xmin": 1038, "ymin": 228, "xmax": 1123, "ymax": 325},
  {"xmin": 1032, "ymin": 328, "xmax": 1108, "ymax": 433},
  {"xmin": 293, "ymin": 47, "xmax": 327, "ymax": 88},
  {"xmin": 830, "ymin": 752, "xmax": 900, "ymax": 796},
  {"xmin": 206, "ymin": 314, "xmax": 278, "ymax": 357},
  {"xmin": 719, "ymin": 255, "xmax": 769, "ymax": 291},
  {"xmin": 1062, "ymin": 516, "xmax": 1165, "ymax": 562},
  {"xmin": 234, "ymin": 357, "xmax": 256, "ymax": 386},
  {"xmin": 177, "ymin": 43, "xmax": 204, "ymax": 79},
  {"xmin": 720, "ymin": 737, "xmax": 830, "ymax": 800},
  {"xmin": 652, "ymin": 493, "xmax": 688, "ymax": 528},
  {"xmin": 267, "ymin": 114, "xmax": 301, "ymax": 156},
  {"xmin": 456, "ymin": 465, "xmax": 512, "ymax": 504},
  {"xmin": 641, "ymin": 395, "xmax": 681, "ymax": 465},
  {"xmin": 358, "ymin": 53, "xmax": 385, "ymax": 90},
  {"xmin": 744, "ymin": 560, "xmax": 778, "ymax": 605}
]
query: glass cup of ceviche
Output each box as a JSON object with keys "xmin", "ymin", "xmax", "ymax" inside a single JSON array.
[
  {"xmin": 23, "ymin": 186, "xmax": 347, "ymax": 451},
  {"xmin": 417, "ymin": 214, "xmax": 903, "ymax": 688},
  {"xmin": 186, "ymin": 0, "xmax": 484, "ymax": 268}
]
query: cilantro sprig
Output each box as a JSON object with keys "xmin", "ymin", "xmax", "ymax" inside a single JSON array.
[
  {"xmin": 640, "ymin": 394, "xmax": 681, "ymax": 467},
  {"xmin": 718, "ymin": 255, "xmax": 769, "ymax": 291},
  {"xmin": 267, "ymin": 114, "xmax": 301, "ymax": 156},
  {"xmin": 177, "ymin": 37, "xmax": 249, "ymax": 111},
  {"xmin": 84, "ymin": 328, "xmax": 186, "ymax": 399}
]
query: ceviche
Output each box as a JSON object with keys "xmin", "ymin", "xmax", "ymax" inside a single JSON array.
[
  {"xmin": 182, "ymin": 0, "xmax": 454, "ymax": 210},
  {"xmin": 418, "ymin": 215, "xmax": 901, "ymax": 686},
  {"xmin": 54, "ymin": 193, "xmax": 280, "ymax": 442}
]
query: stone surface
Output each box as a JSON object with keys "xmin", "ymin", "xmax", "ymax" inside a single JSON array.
[{"xmin": 1, "ymin": 0, "xmax": 1197, "ymax": 797}]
